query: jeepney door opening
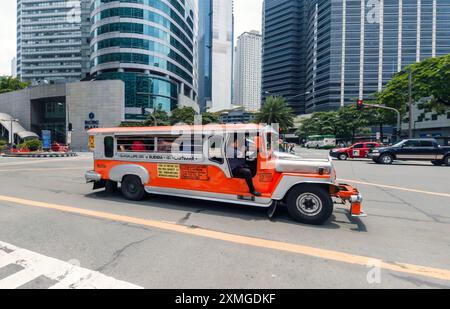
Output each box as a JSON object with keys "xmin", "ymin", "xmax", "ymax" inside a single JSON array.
[{"xmin": 225, "ymin": 132, "xmax": 259, "ymax": 178}]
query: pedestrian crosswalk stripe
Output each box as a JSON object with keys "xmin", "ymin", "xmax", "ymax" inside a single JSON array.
[{"xmin": 0, "ymin": 241, "xmax": 142, "ymax": 289}]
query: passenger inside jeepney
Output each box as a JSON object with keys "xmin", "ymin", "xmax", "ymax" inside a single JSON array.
[{"xmin": 226, "ymin": 137, "xmax": 261, "ymax": 197}]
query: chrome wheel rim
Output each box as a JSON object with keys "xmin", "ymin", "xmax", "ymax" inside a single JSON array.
[
  {"xmin": 296, "ymin": 193, "xmax": 323, "ymax": 217},
  {"xmin": 382, "ymin": 155, "xmax": 392, "ymax": 164}
]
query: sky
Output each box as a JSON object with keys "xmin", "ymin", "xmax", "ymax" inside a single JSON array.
[{"xmin": 0, "ymin": 0, "xmax": 263, "ymax": 76}]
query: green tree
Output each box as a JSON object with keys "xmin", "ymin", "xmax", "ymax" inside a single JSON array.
[
  {"xmin": 201, "ymin": 111, "xmax": 220, "ymax": 125},
  {"xmin": 296, "ymin": 105, "xmax": 382, "ymax": 141},
  {"xmin": 254, "ymin": 96, "xmax": 295, "ymax": 132},
  {"xmin": 119, "ymin": 121, "xmax": 145, "ymax": 127},
  {"xmin": 170, "ymin": 107, "xmax": 197, "ymax": 125},
  {"xmin": 144, "ymin": 107, "xmax": 170, "ymax": 126},
  {"xmin": 377, "ymin": 54, "xmax": 450, "ymax": 113},
  {"xmin": 0, "ymin": 76, "xmax": 29, "ymax": 94}
]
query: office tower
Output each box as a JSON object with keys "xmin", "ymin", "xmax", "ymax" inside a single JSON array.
[
  {"xmin": 11, "ymin": 57, "xmax": 17, "ymax": 78},
  {"xmin": 233, "ymin": 31, "xmax": 262, "ymax": 112},
  {"xmin": 16, "ymin": 0, "xmax": 90, "ymax": 83},
  {"xmin": 306, "ymin": 0, "xmax": 450, "ymax": 113},
  {"xmin": 263, "ymin": 0, "xmax": 450, "ymax": 114},
  {"xmin": 198, "ymin": 0, "xmax": 234, "ymax": 112},
  {"xmin": 262, "ymin": 0, "xmax": 307, "ymax": 115},
  {"xmin": 90, "ymin": 0, "xmax": 199, "ymax": 120}
]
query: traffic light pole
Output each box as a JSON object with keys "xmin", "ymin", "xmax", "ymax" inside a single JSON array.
[{"xmin": 362, "ymin": 104, "xmax": 402, "ymax": 141}]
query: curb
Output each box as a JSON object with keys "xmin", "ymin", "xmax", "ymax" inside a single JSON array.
[{"xmin": 1, "ymin": 152, "xmax": 78, "ymax": 158}]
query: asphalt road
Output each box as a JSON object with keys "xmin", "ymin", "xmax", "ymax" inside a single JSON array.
[{"xmin": 0, "ymin": 150, "xmax": 449, "ymax": 289}]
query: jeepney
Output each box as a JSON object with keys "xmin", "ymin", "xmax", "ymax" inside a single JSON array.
[{"xmin": 85, "ymin": 124, "xmax": 365, "ymax": 225}]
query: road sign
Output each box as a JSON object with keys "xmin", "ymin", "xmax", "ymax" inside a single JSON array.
[{"xmin": 42, "ymin": 130, "xmax": 51, "ymax": 149}]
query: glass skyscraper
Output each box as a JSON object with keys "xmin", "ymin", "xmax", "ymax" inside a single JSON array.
[
  {"xmin": 262, "ymin": 0, "xmax": 307, "ymax": 115},
  {"xmin": 198, "ymin": 0, "xmax": 234, "ymax": 112},
  {"xmin": 306, "ymin": 0, "xmax": 450, "ymax": 113},
  {"xmin": 263, "ymin": 0, "xmax": 450, "ymax": 114},
  {"xmin": 90, "ymin": 0, "xmax": 198, "ymax": 120},
  {"xmin": 16, "ymin": 0, "xmax": 91, "ymax": 83}
]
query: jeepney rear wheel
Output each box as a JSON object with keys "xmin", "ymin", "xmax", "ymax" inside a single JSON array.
[
  {"xmin": 121, "ymin": 175, "xmax": 146, "ymax": 201},
  {"xmin": 286, "ymin": 185, "xmax": 333, "ymax": 225}
]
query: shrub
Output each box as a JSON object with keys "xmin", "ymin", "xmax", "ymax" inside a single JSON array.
[
  {"xmin": 0, "ymin": 139, "xmax": 6, "ymax": 152},
  {"xmin": 19, "ymin": 139, "xmax": 42, "ymax": 152}
]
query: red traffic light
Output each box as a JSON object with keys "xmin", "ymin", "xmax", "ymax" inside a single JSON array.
[{"xmin": 357, "ymin": 100, "xmax": 364, "ymax": 110}]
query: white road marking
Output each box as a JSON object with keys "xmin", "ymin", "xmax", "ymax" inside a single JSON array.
[
  {"xmin": 0, "ymin": 241, "xmax": 142, "ymax": 289},
  {"xmin": 0, "ymin": 167, "xmax": 90, "ymax": 173},
  {"xmin": 338, "ymin": 178, "xmax": 450, "ymax": 198},
  {"xmin": 0, "ymin": 156, "xmax": 91, "ymax": 167}
]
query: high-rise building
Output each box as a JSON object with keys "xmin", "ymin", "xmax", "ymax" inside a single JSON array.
[
  {"xmin": 198, "ymin": 0, "xmax": 234, "ymax": 112},
  {"xmin": 305, "ymin": 0, "xmax": 450, "ymax": 113},
  {"xmin": 11, "ymin": 57, "xmax": 17, "ymax": 78},
  {"xmin": 263, "ymin": 0, "xmax": 450, "ymax": 114},
  {"xmin": 233, "ymin": 31, "xmax": 262, "ymax": 112},
  {"xmin": 16, "ymin": 0, "xmax": 90, "ymax": 83},
  {"xmin": 90, "ymin": 0, "xmax": 199, "ymax": 120},
  {"xmin": 262, "ymin": 0, "xmax": 307, "ymax": 115}
]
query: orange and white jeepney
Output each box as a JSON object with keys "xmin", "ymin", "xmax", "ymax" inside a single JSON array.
[{"xmin": 85, "ymin": 124, "xmax": 365, "ymax": 225}]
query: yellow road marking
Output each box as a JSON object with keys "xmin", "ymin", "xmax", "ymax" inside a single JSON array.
[
  {"xmin": 338, "ymin": 179, "xmax": 450, "ymax": 198},
  {"xmin": 0, "ymin": 194, "xmax": 449, "ymax": 282}
]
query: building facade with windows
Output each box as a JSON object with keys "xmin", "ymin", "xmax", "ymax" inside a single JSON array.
[
  {"xmin": 198, "ymin": 0, "xmax": 234, "ymax": 112},
  {"xmin": 90, "ymin": 0, "xmax": 199, "ymax": 120},
  {"xmin": 262, "ymin": 0, "xmax": 307, "ymax": 115},
  {"xmin": 263, "ymin": 0, "xmax": 450, "ymax": 114},
  {"xmin": 16, "ymin": 0, "xmax": 91, "ymax": 83},
  {"xmin": 233, "ymin": 31, "xmax": 262, "ymax": 112}
]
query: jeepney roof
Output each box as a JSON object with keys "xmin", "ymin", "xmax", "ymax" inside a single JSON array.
[{"xmin": 88, "ymin": 124, "xmax": 272, "ymax": 135}]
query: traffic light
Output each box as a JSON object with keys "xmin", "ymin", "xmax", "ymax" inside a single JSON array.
[{"xmin": 357, "ymin": 99, "xmax": 364, "ymax": 110}]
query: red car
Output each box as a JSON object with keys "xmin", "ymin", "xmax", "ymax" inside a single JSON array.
[{"xmin": 330, "ymin": 142, "xmax": 381, "ymax": 160}]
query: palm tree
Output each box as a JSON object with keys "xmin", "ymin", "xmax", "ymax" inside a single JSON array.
[{"xmin": 254, "ymin": 96, "xmax": 295, "ymax": 132}]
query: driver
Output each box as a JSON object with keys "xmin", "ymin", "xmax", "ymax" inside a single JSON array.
[{"xmin": 226, "ymin": 138, "xmax": 261, "ymax": 197}]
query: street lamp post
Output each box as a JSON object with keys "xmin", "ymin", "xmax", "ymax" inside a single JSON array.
[
  {"xmin": 58, "ymin": 102, "xmax": 71, "ymax": 147},
  {"xmin": 408, "ymin": 70, "xmax": 413, "ymax": 139},
  {"xmin": 363, "ymin": 103, "xmax": 402, "ymax": 142}
]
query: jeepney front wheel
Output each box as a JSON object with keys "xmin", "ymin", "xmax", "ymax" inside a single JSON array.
[
  {"xmin": 121, "ymin": 175, "xmax": 146, "ymax": 201},
  {"xmin": 286, "ymin": 185, "xmax": 333, "ymax": 225}
]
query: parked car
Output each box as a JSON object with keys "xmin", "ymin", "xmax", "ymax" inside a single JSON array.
[
  {"xmin": 330, "ymin": 142, "xmax": 382, "ymax": 160},
  {"xmin": 51, "ymin": 143, "xmax": 69, "ymax": 152},
  {"xmin": 368, "ymin": 139, "xmax": 450, "ymax": 166}
]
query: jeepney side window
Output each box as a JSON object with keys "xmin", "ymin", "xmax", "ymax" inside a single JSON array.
[
  {"xmin": 117, "ymin": 136, "xmax": 155, "ymax": 153},
  {"xmin": 156, "ymin": 136, "xmax": 177, "ymax": 153},
  {"xmin": 104, "ymin": 136, "xmax": 114, "ymax": 158},
  {"xmin": 208, "ymin": 135, "xmax": 224, "ymax": 164},
  {"xmin": 159, "ymin": 135, "xmax": 204, "ymax": 154}
]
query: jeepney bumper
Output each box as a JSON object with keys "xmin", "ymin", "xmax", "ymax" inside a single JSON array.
[
  {"xmin": 332, "ymin": 184, "xmax": 367, "ymax": 217},
  {"xmin": 85, "ymin": 171, "xmax": 106, "ymax": 190},
  {"xmin": 85, "ymin": 170, "xmax": 102, "ymax": 183}
]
